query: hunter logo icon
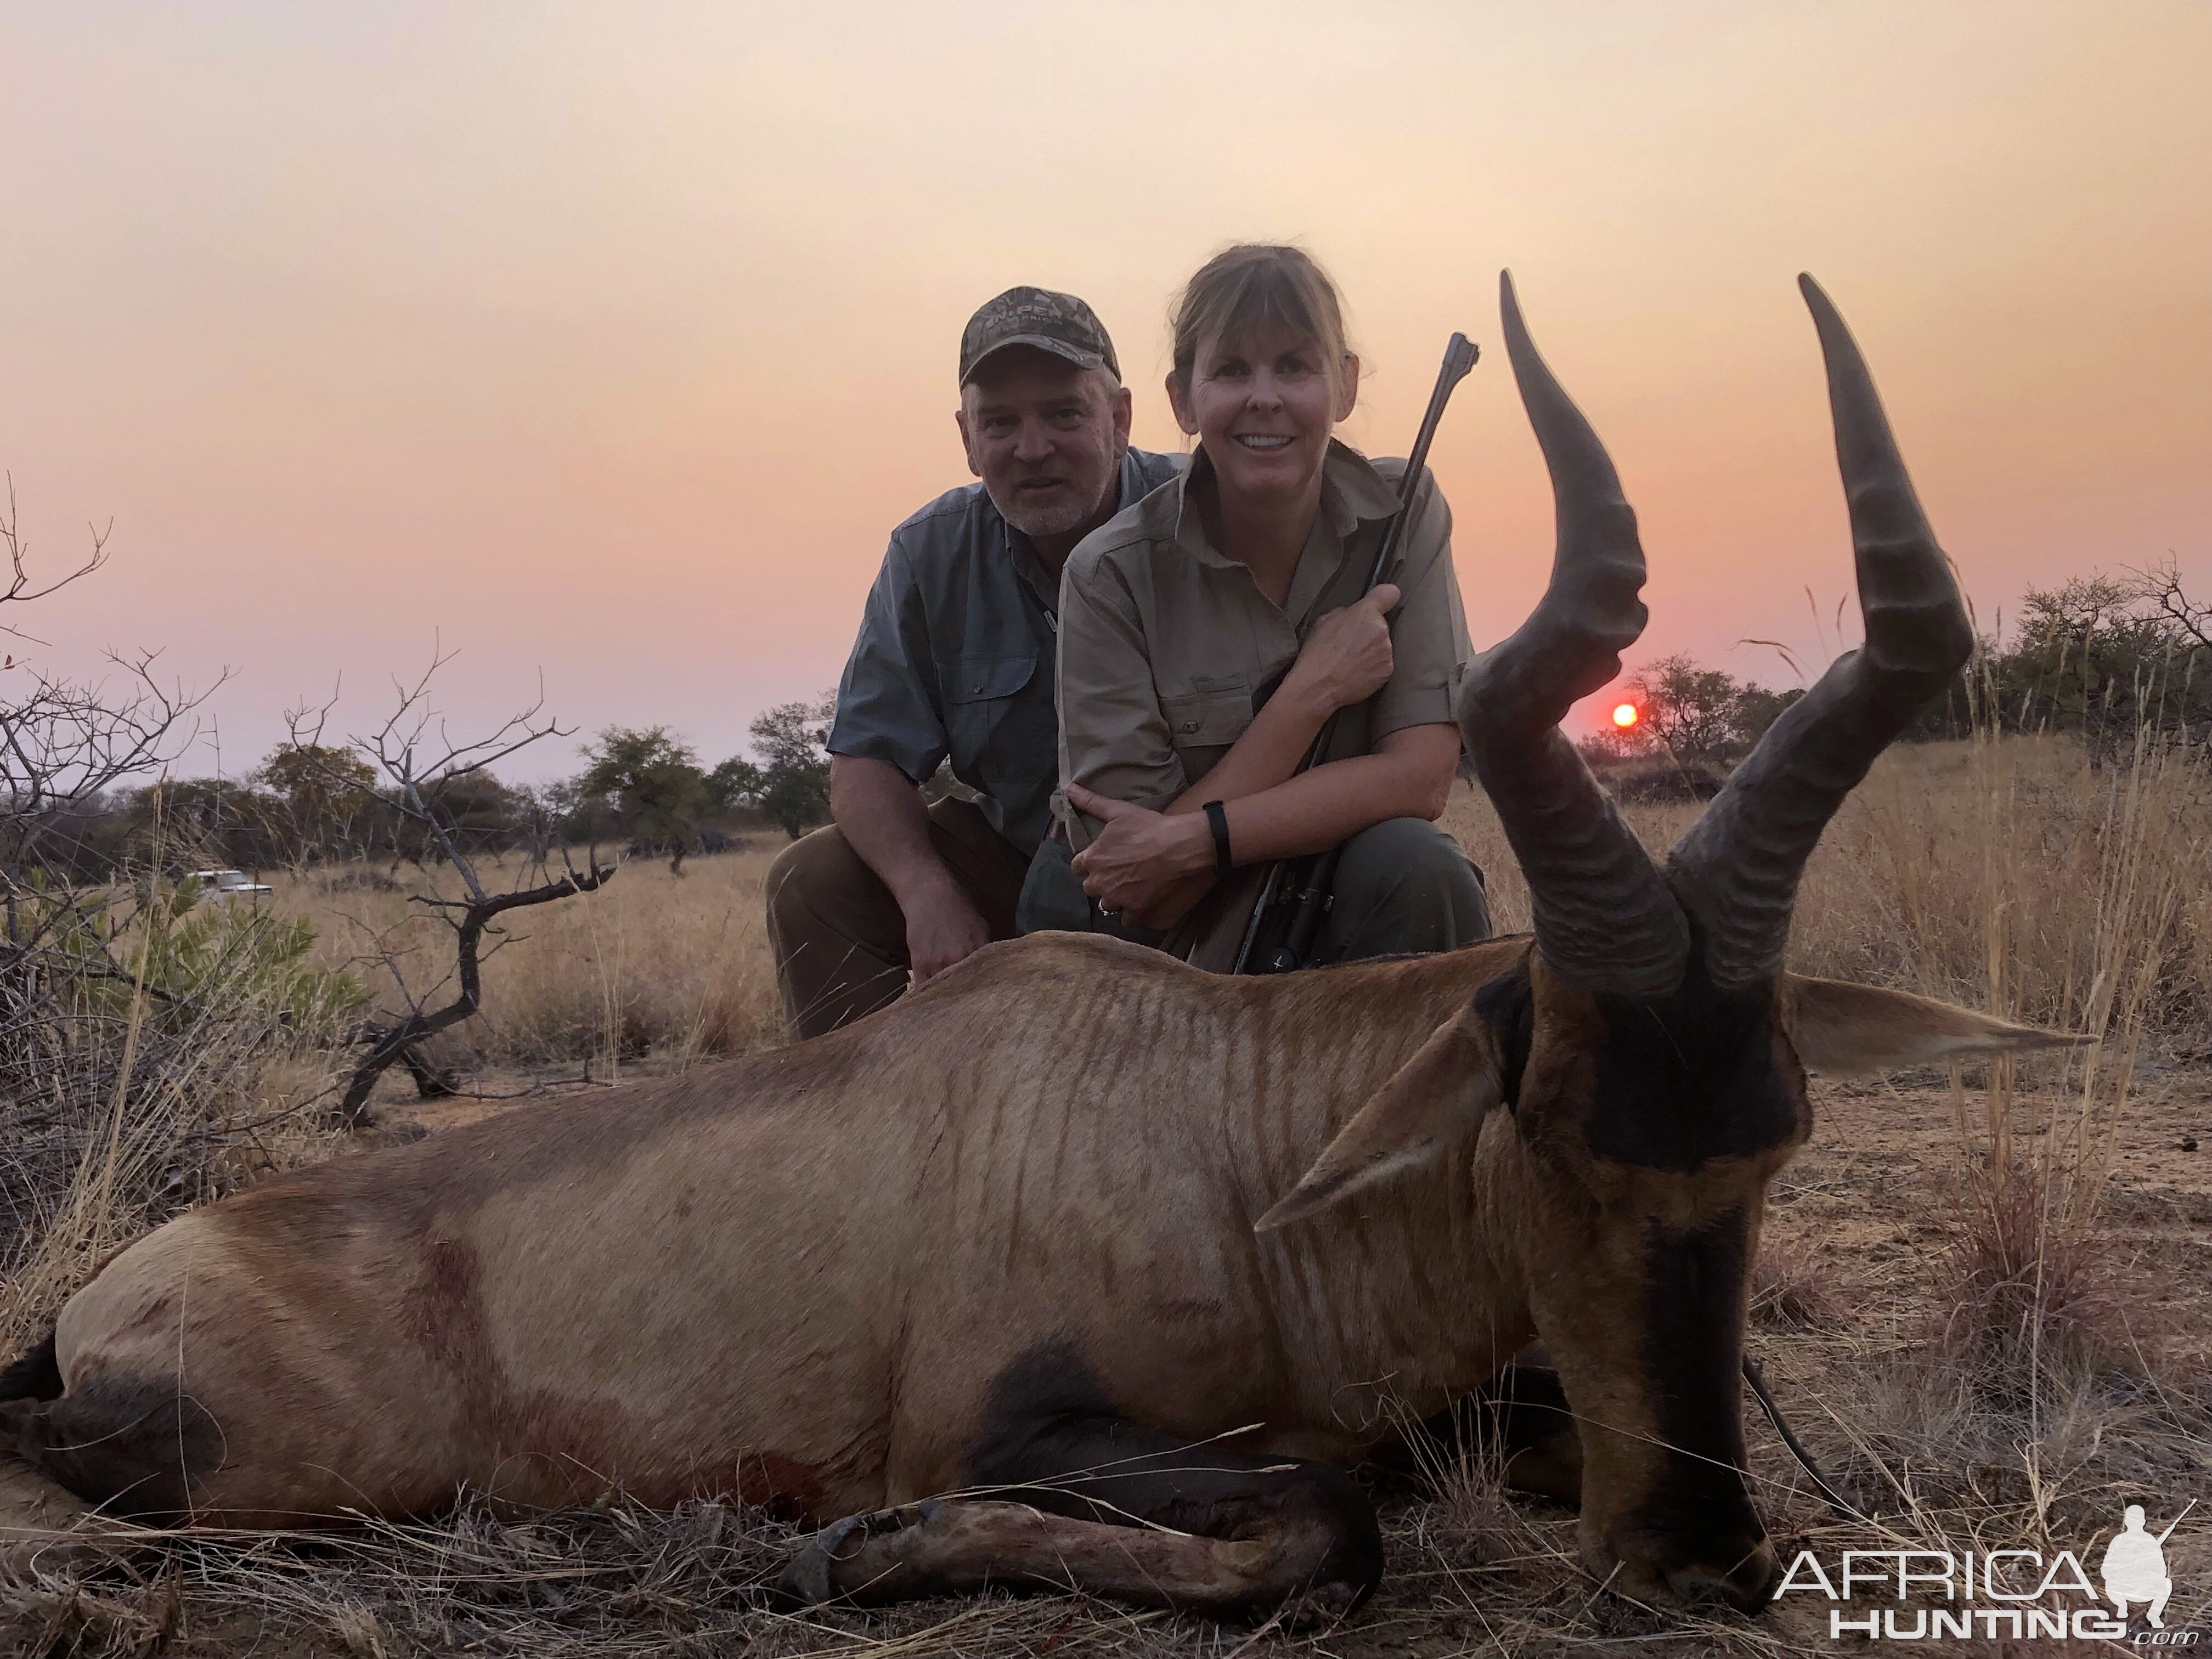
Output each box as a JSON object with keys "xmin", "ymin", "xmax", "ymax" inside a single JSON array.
[{"xmin": 2103, "ymin": 1501, "xmax": 2192, "ymax": 1629}]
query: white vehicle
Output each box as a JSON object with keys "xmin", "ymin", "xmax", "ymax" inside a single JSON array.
[{"xmin": 188, "ymin": 869, "xmax": 272, "ymax": 899}]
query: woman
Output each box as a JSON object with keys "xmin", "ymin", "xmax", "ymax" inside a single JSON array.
[{"xmin": 1050, "ymin": 244, "xmax": 1487, "ymax": 962}]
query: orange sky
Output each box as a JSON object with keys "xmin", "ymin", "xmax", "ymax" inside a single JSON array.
[{"xmin": 3, "ymin": 2, "xmax": 2206, "ymax": 781}]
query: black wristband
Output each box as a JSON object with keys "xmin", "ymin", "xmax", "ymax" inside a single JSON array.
[{"xmin": 1203, "ymin": 800, "xmax": 1233, "ymax": 876}]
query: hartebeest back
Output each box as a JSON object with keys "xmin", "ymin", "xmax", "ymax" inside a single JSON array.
[{"xmin": 3, "ymin": 276, "xmax": 2080, "ymax": 1622}]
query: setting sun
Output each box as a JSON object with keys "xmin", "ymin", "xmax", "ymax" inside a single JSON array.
[{"xmin": 1612, "ymin": 702, "xmax": 1640, "ymax": 729}]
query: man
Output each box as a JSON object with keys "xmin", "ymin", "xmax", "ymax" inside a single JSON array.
[{"xmin": 766, "ymin": 288, "xmax": 1182, "ymax": 1038}]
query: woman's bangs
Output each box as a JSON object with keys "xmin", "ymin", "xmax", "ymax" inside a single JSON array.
[{"xmin": 1208, "ymin": 265, "xmax": 1326, "ymax": 362}]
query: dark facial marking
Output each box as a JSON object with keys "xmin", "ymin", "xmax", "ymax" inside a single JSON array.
[
  {"xmin": 969, "ymin": 1338, "xmax": 1383, "ymax": 1618},
  {"xmin": 1584, "ymin": 955, "xmax": 1802, "ymax": 1171},
  {"xmin": 1624, "ymin": 1207, "xmax": 1773, "ymax": 1593}
]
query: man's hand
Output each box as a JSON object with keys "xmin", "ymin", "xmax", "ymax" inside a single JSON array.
[
  {"xmin": 1066, "ymin": 783, "xmax": 1215, "ymax": 928},
  {"xmin": 1282, "ymin": 583, "xmax": 1400, "ymax": 715},
  {"xmin": 904, "ymin": 874, "xmax": 992, "ymax": 984}
]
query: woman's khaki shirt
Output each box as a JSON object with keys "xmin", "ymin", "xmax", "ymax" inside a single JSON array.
[{"xmin": 1055, "ymin": 439, "xmax": 1470, "ymax": 852}]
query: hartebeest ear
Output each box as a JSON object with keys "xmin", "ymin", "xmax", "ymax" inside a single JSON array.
[
  {"xmin": 1256, "ymin": 1003, "xmax": 1501, "ymax": 1232},
  {"xmin": 1783, "ymin": 975, "xmax": 2093, "ymax": 1075}
]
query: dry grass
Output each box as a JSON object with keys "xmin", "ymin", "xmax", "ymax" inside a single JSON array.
[
  {"xmin": 1446, "ymin": 730, "xmax": 2212, "ymax": 1051},
  {"xmin": 6, "ymin": 732, "xmax": 2210, "ymax": 1656},
  {"xmin": 0, "ymin": 888, "xmax": 358, "ymax": 1361},
  {"xmin": 1749, "ymin": 1240, "xmax": 1842, "ymax": 1333},
  {"xmin": 281, "ymin": 837, "xmax": 792, "ymax": 1083},
  {"xmin": 267, "ymin": 733, "xmax": 2208, "ymax": 1090}
]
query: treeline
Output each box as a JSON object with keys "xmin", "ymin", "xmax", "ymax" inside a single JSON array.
[
  {"xmin": 21, "ymin": 567, "xmax": 2209, "ymax": 878},
  {"xmin": 32, "ymin": 698, "xmax": 838, "ymax": 881},
  {"xmin": 1948, "ymin": 566, "xmax": 2211, "ymax": 760},
  {"xmin": 1582, "ymin": 566, "xmax": 2210, "ymax": 794}
]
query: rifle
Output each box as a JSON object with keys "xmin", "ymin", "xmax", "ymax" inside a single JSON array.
[{"xmin": 1230, "ymin": 331, "xmax": 1480, "ymax": 975}]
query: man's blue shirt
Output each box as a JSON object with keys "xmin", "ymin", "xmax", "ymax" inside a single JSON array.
[{"xmin": 827, "ymin": 447, "xmax": 1183, "ymax": 856}]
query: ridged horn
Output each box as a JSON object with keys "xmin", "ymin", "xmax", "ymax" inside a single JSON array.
[
  {"xmin": 1454, "ymin": 273, "xmax": 1690, "ymax": 998},
  {"xmin": 1665, "ymin": 275, "xmax": 1972, "ymax": 989}
]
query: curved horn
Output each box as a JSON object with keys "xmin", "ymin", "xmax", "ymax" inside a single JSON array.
[
  {"xmin": 1454, "ymin": 273, "xmax": 1689, "ymax": 997},
  {"xmin": 1666, "ymin": 275, "xmax": 1972, "ymax": 989}
]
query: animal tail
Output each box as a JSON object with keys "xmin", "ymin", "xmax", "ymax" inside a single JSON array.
[{"xmin": 0, "ymin": 1326, "xmax": 63, "ymax": 1403}]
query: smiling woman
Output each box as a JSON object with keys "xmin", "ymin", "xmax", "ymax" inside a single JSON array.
[{"xmin": 1043, "ymin": 245, "xmax": 1489, "ymax": 967}]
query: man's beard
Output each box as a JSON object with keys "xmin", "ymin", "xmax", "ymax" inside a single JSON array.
[{"xmin": 996, "ymin": 482, "xmax": 1108, "ymax": 541}]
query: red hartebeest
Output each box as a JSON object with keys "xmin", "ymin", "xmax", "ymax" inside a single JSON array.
[{"xmin": 3, "ymin": 275, "xmax": 2078, "ymax": 1620}]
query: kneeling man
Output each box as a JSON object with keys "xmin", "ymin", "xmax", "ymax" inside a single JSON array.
[{"xmin": 767, "ymin": 289, "xmax": 1181, "ymax": 1037}]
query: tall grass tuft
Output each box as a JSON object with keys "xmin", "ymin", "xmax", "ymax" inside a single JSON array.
[{"xmin": 1916, "ymin": 719, "xmax": 2202, "ymax": 1402}]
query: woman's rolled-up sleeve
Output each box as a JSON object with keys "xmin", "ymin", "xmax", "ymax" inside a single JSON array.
[
  {"xmin": 1371, "ymin": 466, "xmax": 1471, "ymax": 741},
  {"xmin": 1056, "ymin": 548, "xmax": 1187, "ymax": 852}
]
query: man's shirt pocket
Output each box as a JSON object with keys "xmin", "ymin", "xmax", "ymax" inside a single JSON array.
[{"xmin": 942, "ymin": 652, "xmax": 1041, "ymax": 762}]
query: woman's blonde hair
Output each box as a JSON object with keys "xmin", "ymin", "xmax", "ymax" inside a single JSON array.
[{"xmin": 1169, "ymin": 244, "xmax": 1353, "ymax": 404}]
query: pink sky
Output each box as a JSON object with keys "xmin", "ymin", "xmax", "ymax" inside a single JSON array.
[{"xmin": 3, "ymin": 2, "xmax": 2206, "ymax": 782}]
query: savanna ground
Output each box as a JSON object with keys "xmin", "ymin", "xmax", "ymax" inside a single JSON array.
[{"xmin": 4, "ymin": 732, "xmax": 2209, "ymax": 1657}]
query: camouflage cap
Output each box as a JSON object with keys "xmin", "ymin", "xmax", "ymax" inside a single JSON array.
[{"xmin": 958, "ymin": 286, "xmax": 1120, "ymax": 386}]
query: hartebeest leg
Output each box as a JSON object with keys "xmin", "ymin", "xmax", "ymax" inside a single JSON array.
[{"xmin": 781, "ymin": 1417, "xmax": 1383, "ymax": 1622}]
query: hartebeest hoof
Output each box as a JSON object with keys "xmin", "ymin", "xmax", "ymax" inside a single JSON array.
[{"xmin": 777, "ymin": 1499, "xmax": 946, "ymax": 1605}]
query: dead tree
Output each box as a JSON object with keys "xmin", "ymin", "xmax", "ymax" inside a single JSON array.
[
  {"xmin": 286, "ymin": 647, "xmax": 614, "ymax": 1126},
  {"xmin": 0, "ymin": 479, "xmax": 205, "ymax": 915},
  {"xmin": 334, "ymin": 860, "xmax": 610, "ymax": 1123},
  {"xmin": 0, "ymin": 481, "xmax": 216, "ymax": 1036},
  {"xmin": 2128, "ymin": 555, "xmax": 2212, "ymax": 654}
]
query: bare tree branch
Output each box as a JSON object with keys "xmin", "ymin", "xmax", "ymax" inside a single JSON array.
[
  {"xmin": 323, "ymin": 647, "xmax": 607, "ymax": 1124},
  {"xmin": 336, "ymin": 859, "xmax": 612, "ymax": 1124},
  {"xmin": 0, "ymin": 475, "xmax": 112, "ymax": 627},
  {"xmin": 2125, "ymin": 555, "xmax": 2212, "ymax": 654}
]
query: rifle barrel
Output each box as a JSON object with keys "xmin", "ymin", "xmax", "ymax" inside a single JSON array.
[{"xmin": 2155, "ymin": 1498, "xmax": 2197, "ymax": 1545}]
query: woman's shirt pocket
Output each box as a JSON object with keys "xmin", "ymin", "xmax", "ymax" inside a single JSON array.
[{"xmin": 1159, "ymin": 678, "xmax": 1254, "ymax": 787}]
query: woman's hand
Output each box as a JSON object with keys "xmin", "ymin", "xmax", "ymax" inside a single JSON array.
[
  {"xmin": 1282, "ymin": 583, "xmax": 1400, "ymax": 715},
  {"xmin": 1066, "ymin": 783, "xmax": 1215, "ymax": 928}
]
